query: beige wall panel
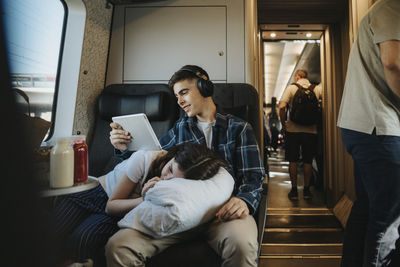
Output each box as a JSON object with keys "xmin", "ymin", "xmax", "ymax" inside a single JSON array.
[
  {"xmin": 73, "ymin": 0, "xmax": 113, "ymax": 145},
  {"xmin": 332, "ymin": 24, "xmax": 346, "ymax": 202},
  {"xmin": 106, "ymin": 0, "xmax": 246, "ymax": 84},
  {"xmin": 244, "ymin": 0, "xmax": 263, "ymax": 147},
  {"xmin": 106, "ymin": 6, "xmax": 124, "ymax": 85},
  {"xmin": 245, "ymin": 0, "xmax": 258, "ymax": 87},
  {"xmin": 339, "ymin": 19, "xmax": 356, "ymax": 201},
  {"xmin": 321, "ymin": 29, "xmax": 332, "ymax": 191},
  {"xmin": 322, "ymin": 19, "xmax": 357, "ymax": 207},
  {"xmin": 323, "ymin": 26, "xmax": 339, "ymax": 207},
  {"xmin": 321, "ymin": 24, "xmax": 354, "ymax": 207},
  {"xmin": 349, "ymin": 0, "xmax": 370, "ymax": 45},
  {"xmin": 123, "ymin": 6, "xmax": 227, "ymax": 82}
]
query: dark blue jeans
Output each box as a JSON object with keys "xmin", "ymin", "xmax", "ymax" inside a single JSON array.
[{"xmin": 341, "ymin": 128, "xmax": 400, "ymax": 267}]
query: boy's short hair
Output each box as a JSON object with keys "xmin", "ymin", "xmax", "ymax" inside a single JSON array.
[
  {"xmin": 168, "ymin": 65, "xmax": 210, "ymax": 90},
  {"xmin": 295, "ymin": 69, "xmax": 308, "ymax": 78}
]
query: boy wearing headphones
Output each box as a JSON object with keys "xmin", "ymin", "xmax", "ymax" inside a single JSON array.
[{"xmin": 108, "ymin": 65, "xmax": 265, "ymax": 267}]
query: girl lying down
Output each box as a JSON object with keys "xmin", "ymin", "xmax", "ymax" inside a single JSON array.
[
  {"xmin": 50, "ymin": 142, "xmax": 233, "ymax": 266},
  {"xmin": 110, "ymin": 143, "xmax": 235, "ymax": 238}
]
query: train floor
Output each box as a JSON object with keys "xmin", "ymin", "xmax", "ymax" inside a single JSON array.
[{"xmin": 259, "ymin": 147, "xmax": 344, "ymax": 267}]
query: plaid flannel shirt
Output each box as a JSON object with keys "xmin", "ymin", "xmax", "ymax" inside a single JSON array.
[{"xmin": 159, "ymin": 113, "xmax": 265, "ymax": 214}]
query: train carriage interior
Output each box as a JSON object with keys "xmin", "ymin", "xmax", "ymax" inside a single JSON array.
[{"xmin": 1, "ymin": 0, "xmax": 395, "ymax": 266}]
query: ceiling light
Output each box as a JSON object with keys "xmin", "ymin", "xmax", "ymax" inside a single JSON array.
[
  {"xmin": 306, "ymin": 33, "xmax": 312, "ymax": 38},
  {"xmin": 270, "ymin": 33, "xmax": 277, "ymax": 38}
]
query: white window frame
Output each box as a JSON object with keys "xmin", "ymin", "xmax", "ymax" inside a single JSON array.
[{"xmin": 46, "ymin": 0, "xmax": 86, "ymax": 145}]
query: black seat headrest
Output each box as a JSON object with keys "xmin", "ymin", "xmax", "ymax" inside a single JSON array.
[
  {"xmin": 213, "ymin": 83, "xmax": 258, "ymax": 122},
  {"xmin": 220, "ymin": 105, "xmax": 249, "ymax": 121},
  {"xmin": 98, "ymin": 91, "xmax": 170, "ymax": 121}
]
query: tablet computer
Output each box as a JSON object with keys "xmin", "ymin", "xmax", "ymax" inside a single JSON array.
[{"xmin": 112, "ymin": 113, "xmax": 162, "ymax": 151}]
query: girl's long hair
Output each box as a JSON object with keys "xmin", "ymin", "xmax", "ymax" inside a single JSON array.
[{"xmin": 145, "ymin": 143, "xmax": 227, "ymax": 183}]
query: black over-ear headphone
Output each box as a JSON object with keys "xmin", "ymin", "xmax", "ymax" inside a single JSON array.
[{"xmin": 179, "ymin": 67, "xmax": 214, "ymax": 97}]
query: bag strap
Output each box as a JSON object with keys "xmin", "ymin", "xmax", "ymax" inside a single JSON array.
[
  {"xmin": 292, "ymin": 83, "xmax": 302, "ymax": 90},
  {"xmin": 292, "ymin": 83, "xmax": 316, "ymax": 91},
  {"xmin": 308, "ymin": 84, "xmax": 316, "ymax": 91}
]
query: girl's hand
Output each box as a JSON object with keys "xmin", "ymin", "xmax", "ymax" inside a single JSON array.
[{"xmin": 141, "ymin": 176, "xmax": 162, "ymax": 198}]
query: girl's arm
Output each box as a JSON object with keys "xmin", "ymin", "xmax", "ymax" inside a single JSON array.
[{"xmin": 105, "ymin": 173, "xmax": 143, "ymax": 217}]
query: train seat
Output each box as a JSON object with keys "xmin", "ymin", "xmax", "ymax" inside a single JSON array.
[
  {"xmin": 88, "ymin": 83, "xmax": 267, "ymax": 266},
  {"xmin": 213, "ymin": 83, "xmax": 261, "ymax": 143},
  {"xmin": 88, "ymin": 83, "xmax": 179, "ymax": 177}
]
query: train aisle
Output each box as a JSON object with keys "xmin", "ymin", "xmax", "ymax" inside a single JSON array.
[{"xmin": 259, "ymin": 148, "xmax": 343, "ymax": 267}]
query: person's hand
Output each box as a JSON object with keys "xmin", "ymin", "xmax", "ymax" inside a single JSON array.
[
  {"xmin": 109, "ymin": 122, "xmax": 131, "ymax": 152},
  {"xmin": 141, "ymin": 176, "xmax": 162, "ymax": 198},
  {"xmin": 215, "ymin": 197, "xmax": 249, "ymax": 221}
]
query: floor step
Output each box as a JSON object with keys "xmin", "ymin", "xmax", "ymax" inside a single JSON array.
[
  {"xmin": 268, "ymin": 207, "xmax": 333, "ymax": 215},
  {"xmin": 258, "ymin": 256, "xmax": 341, "ymax": 267},
  {"xmin": 268, "ymin": 165, "xmax": 287, "ymax": 170},
  {"xmin": 268, "ymin": 171, "xmax": 290, "ymax": 178},
  {"xmin": 268, "ymin": 163, "xmax": 289, "ymax": 167},
  {"xmin": 263, "ymin": 229, "xmax": 344, "ymax": 244},
  {"xmin": 268, "ymin": 158, "xmax": 289, "ymax": 164},
  {"xmin": 261, "ymin": 243, "xmax": 342, "ymax": 255},
  {"xmin": 263, "ymin": 148, "xmax": 343, "ymax": 266},
  {"xmin": 266, "ymin": 214, "xmax": 342, "ymax": 228},
  {"xmin": 267, "ymin": 154, "xmax": 286, "ymax": 160}
]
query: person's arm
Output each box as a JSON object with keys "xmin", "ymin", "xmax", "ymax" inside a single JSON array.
[
  {"xmin": 216, "ymin": 123, "xmax": 265, "ymax": 221},
  {"xmin": 105, "ymin": 150, "xmax": 152, "ymax": 216},
  {"xmin": 380, "ymin": 40, "xmax": 400, "ymax": 97},
  {"xmin": 279, "ymin": 84, "xmax": 294, "ymax": 132},
  {"xmin": 105, "ymin": 173, "xmax": 143, "ymax": 217},
  {"xmin": 279, "ymin": 102, "xmax": 288, "ymax": 132}
]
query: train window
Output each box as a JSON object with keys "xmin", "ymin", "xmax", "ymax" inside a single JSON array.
[
  {"xmin": 3, "ymin": 0, "xmax": 65, "ymax": 138},
  {"xmin": 4, "ymin": 0, "xmax": 87, "ymax": 144}
]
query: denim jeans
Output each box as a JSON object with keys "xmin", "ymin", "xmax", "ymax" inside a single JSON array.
[{"xmin": 341, "ymin": 128, "xmax": 400, "ymax": 267}]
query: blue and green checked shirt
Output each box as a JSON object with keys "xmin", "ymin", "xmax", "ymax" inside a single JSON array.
[{"xmin": 159, "ymin": 113, "xmax": 265, "ymax": 214}]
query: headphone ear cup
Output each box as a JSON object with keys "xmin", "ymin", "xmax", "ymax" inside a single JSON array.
[
  {"xmin": 205, "ymin": 80, "xmax": 214, "ymax": 97},
  {"xmin": 198, "ymin": 79, "xmax": 213, "ymax": 97},
  {"xmin": 197, "ymin": 79, "xmax": 206, "ymax": 97},
  {"xmin": 179, "ymin": 67, "xmax": 213, "ymax": 97}
]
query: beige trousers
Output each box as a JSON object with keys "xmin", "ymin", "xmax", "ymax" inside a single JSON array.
[{"xmin": 105, "ymin": 215, "xmax": 258, "ymax": 267}]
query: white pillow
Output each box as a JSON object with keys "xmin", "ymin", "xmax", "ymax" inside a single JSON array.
[{"xmin": 118, "ymin": 167, "xmax": 234, "ymax": 238}]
